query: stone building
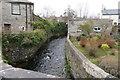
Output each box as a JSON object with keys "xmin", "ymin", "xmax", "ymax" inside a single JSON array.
[
  {"xmin": 0, "ymin": 0, "xmax": 34, "ymax": 34},
  {"xmin": 68, "ymin": 19, "xmax": 113, "ymax": 37}
]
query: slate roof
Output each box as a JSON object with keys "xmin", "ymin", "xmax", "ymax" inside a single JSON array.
[
  {"xmin": 0, "ymin": 0, "xmax": 33, "ymax": 4},
  {"xmin": 102, "ymin": 9, "xmax": 120, "ymax": 15}
]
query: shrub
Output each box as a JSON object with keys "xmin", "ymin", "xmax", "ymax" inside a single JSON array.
[
  {"xmin": 105, "ymin": 38, "xmax": 116, "ymax": 48},
  {"xmin": 79, "ymin": 20, "xmax": 94, "ymax": 35},
  {"xmin": 96, "ymin": 35, "xmax": 102, "ymax": 39},
  {"xmin": 76, "ymin": 34, "xmax": 88, "ymax": 41},
  {"xmin": 88, "ymin": 48, "xmax": 97, "ymax": 57},
  {"xmin": 29, "ymin": 20, "xmax": 55, "ymax": 35},
  {"xmin": 52, "ymin": 22, "xmax": 68, "ymax": 36},
  {"xmin": 30, "ymin": 20, "xmax": 67, "ymax": 37},
  {"xmin": 2, "ymin": 29, "xmax": 47, "ymax": 47},
  {"xmin": 97, "ymin": 38, "xmax": 104, "ymax": 48},
  {"xmin": 86, "ymin": 37, "xmax": 98, "ymax": 57},
  {"xmin": 99, "ymin": 56, "xmax": 119, "ymax": 77},
  {"xmin": 79, "ymin": 38, "xmax": 87, "ymax": 47},
  {"xmin": 101, "ymin": 44, "xmax": 110, "ymax": 49}
]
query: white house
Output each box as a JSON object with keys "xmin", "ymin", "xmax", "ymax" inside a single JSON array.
[{"xmin": 101, "ymin": 9, "xmax": 120, "ymax": 26}]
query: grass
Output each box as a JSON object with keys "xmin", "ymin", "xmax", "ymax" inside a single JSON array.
[{"xmin": 70, "ymin": 37, "xmax": 119, "ymax": 66}]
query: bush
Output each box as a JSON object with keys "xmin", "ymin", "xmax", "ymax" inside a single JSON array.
[
  {"xmin": 76, "ymin": 34, "xmax": 88, "ymax": 41},
  {"xmin": 105, "ymin": 38, "xmax": 116, "ymax": 48},
  {"xmin": 86, "ymin": 37, "xmax": 98, "ymax": 57},
  {"xmin": 101, "ymin": 44, "xmax": 110, "ymax": 49},
  {"xmin": 79, "ymin": 38, "xmax": 87, "ymax": 47},
  {"xmin": 97, "ymin": 38, "xmax": 104, "ymax": 48},
  {"xmin": 52, "ymin": 22, "xmax": 68, "ymax": 36},
  {"xmin": 96, "ymin": 35, "xmax": 102, "ymax": 39},
  {"xmin": 29, "ymin": 20, "xmax": 55, "ymax": 35},
  {"xmin": 30, "ymin": 20, "xmax": 67, "ymax": 37},
  {"xmin": 2, "ymin": 29, "xmax": 47, "ymax": 47}
]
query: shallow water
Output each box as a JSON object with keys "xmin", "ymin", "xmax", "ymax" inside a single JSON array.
[{"xmin": 31, "ymin": 37, "xmax": 67, "ymax": 77}]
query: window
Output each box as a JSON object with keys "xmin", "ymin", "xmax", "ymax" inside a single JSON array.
[
  {"xmin": 119, "ymin": 15, "xmax": 120, "ymax": 19},
  {"xmin": 12, "ymin": 4, "xmax": 20, "ymax": 15},
  {"xmin": 98, "ymin": 28, "xmax": 101, "ymax": 30},
  {"xmin": 114, "ymin": 22, "xmax": 117, "ymax": 25},
  {"xmin": 93, "ymin": 27, "xmax": 101, "ymax": 32},
  {"xmin": 118, "ymin": 23, "xmax": 120, "ymax": 25},
  {"xmin": 94, "ymin": 28, "xmax": 97, "ymax": 30}
]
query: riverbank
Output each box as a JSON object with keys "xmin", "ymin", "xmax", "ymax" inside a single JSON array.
[{"xmin": 2, "ymin": 18, "xmax": 68, "ymax": 67}]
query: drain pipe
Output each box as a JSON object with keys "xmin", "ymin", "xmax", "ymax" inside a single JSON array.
[{"xmin": 26, "ymin": 4, "xmax": 28, "ymax": 31}]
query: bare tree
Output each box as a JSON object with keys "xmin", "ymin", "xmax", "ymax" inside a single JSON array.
[
  {"xmin": 63, "ymin": 5, "xmax": 77, "ymax": 21},
  {"xmin": 100, "ymin": 21, "xmax": 112, "ymax": 37},
  {"xmin": 78, "ymin": 3, "xmax": 83, "ymax": 18},
  {"xmin": 83, "ymin": 2, "xmax": 89, "ymax": 18},
  {"xmin": 42, "ymin": 7, "xmax": 55, "ymax": 18}
]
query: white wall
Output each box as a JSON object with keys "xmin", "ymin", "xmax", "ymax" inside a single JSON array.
[{"xmin": 101, "ymin": 15, "xmax": 118, "ymax": 25}]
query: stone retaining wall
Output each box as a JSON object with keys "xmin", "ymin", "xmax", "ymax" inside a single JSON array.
[
  {"xmin": 66, "ymin": 35, "xmax": 117, "ymax": 79},
  {"xmin": 0, "ymin": 49, "xmax": 59, "ymax": 79}
]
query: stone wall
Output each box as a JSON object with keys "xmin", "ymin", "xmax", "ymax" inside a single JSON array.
[
  {"xmin": 1, "ymin": 1, "xmax": 33, "ymax": 34},
  {"xmin": 3, "ymin": 45, "xmax": 40, "ymax": 63},
  {"xmin": 66, "ymin": 35, "xmax": 116, "ymax": 79},
  {"xmin": 0, "ymin": 48, "xmax": 59, "ymax": 78},
  {"xmin": 0, "ymin": 1, "xmax": 2, "ymax": 34},
  {"xmin": 68, "ymin": 19, "xmax": 113, "ymax": 37}
]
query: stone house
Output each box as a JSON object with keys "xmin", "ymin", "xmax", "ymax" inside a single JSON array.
[
  {"xmin": 68, "ymin": 19, "xmax": 113, "ymax": 37},
  {"xmin": 0, "ymin": 0, "xmax": 34, "ymax": 34}
]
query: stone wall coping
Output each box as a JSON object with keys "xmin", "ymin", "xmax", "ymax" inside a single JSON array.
[
  {"xmin": 0, "ymin": 49, "xmax": 60, "ymax": 78},
  {"xmin": 67, "ymin": 33, "xmax": 116, "ymax": 78}
]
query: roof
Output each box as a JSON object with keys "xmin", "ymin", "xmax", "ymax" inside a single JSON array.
[
  {"xmin": 0, "ymin": 0, "xmax": 33, "ymax": 4},
  {"xmin": 102, "ymin": 9, "xmax": 120, "ymax": 15}
]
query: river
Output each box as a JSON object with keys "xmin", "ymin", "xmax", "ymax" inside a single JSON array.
[{"xmin": 29, "ymin": 37, "xmax": 67, "ymax": 78}]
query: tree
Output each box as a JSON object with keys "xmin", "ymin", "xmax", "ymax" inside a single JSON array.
[
  {"xmin": 79, "ymin": 3, "xmax": 83, "ymax": 18},
  {"xmin": 63, "ymin": 5, "xmax": 77, "ymax": 22},
  {"xmin": 83, "ymin": 3, "xmax": 89, "ymax": 18},
  {"xmin": 100, "ymin": 21, "xmax": 112, "ymax": 37},
  {"xmin": 79, "ymin": 20, "xmax": 94, "ymax": 36},
  {"xmin": 42, "ymin": 7, "xmax": 55, "ymax": 18}
]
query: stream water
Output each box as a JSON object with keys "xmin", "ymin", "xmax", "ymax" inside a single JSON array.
[{"xmin": 28, "ymin": 37, "xmax": 67, "ymax": 78}]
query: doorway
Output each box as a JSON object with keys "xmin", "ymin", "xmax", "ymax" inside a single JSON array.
[{"xmin": 3, "ymin": 24, "xmax": 11, "ymax": 34}]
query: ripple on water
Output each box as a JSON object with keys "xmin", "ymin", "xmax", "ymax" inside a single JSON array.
[{"xmin": 33, "ymin": 38, "xmax": 67, "ymax": 78}]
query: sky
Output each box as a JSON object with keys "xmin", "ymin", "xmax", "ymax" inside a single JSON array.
[{"xmin": 29, "ymin": 0, "xmax": 119, "ymax": 17}]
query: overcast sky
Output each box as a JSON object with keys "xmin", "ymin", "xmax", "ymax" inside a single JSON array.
[{"xmin": 29, "ymin": 0, "xmax": 119, "ymax": 17}]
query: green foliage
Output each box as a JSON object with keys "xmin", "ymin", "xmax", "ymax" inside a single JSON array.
[
  {"xmin": 2, "ymin": 29, "xmax": 47, "ymax": 47},
  {"xmin": 66, "ymin": 56, "xmax": 71, "ymax": 73},
  {"xmin": 3, "ymin": 59, "xmax": 9, "ymax": 63},
  {"xmin": 96, "ymin": 35, "xmax": 102, "ymax": 39},
  {"xmin": 66, "ymin": 56, "xmax": 73, "ymax": 78},
  {"xmin": 3, "ymin": 55, "xmax": 13, "ymax": 64},
  {"xmin": 76, "ymin": 34, "xmax": 88, "ymax": 41},
  {"xmin": 79, "ymin": 20, "xmax": 94, "ymax": 35},
  {"xmin": 80, "ymin": 34, "xmax": 88, "ymax": 38},
  {"xmin": 30, "ymin": 17, "xmax": 67, "ymax": 36},
  {"xmin": 29, "ymin": 20, "xmax": 55, "ymax": 34},
  {"xmin": 52, "ymin": 22, "xmax": 68, "ymax": 35}
]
